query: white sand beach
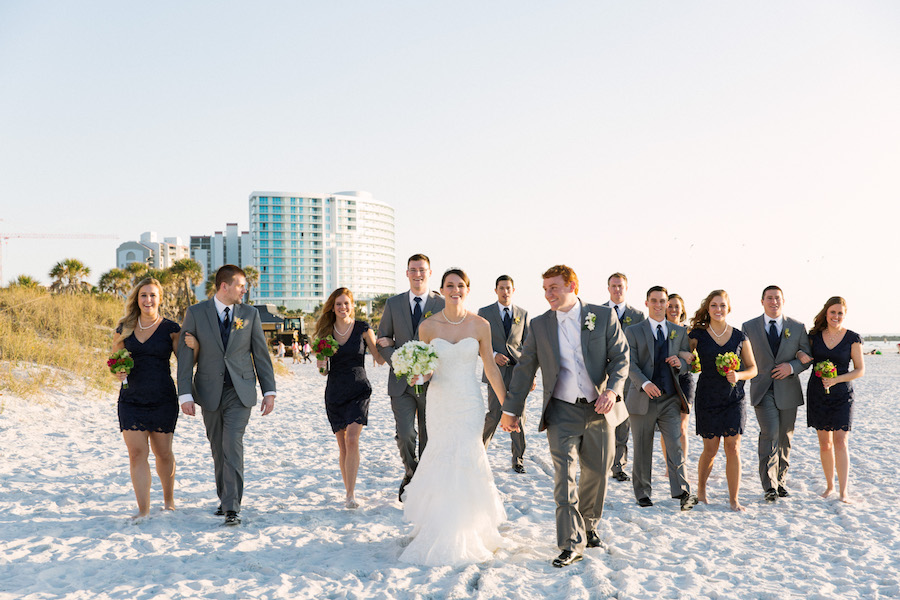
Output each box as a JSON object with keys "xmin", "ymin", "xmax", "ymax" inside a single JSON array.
[{"xmin": 2, "ymin": 352, "xmax": 898, "ymax": 599}]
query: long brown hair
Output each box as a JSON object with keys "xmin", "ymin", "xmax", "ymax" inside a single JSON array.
[
  {"xmin": 667, "ymin": 293, "xmax": 687, "ymax": 325},
  {"xmin": 116, "ymin": 277, "xmax": 163, "ymax": 340},
  {"xmin": 689, "ymin": 289, "xmax": 730, "ymax": 331},
  {"xmin": 315, "ymin": 287, "xmax": 354, "ymax": 341},
  {"xmin": 809, "ymin": 296, "xmax": 847, "ymax": 337}
]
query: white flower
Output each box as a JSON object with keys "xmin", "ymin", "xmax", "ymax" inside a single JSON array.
[
  {"xmin": 393, "ymin": 341, "xmax": 439, "ymax": 385},
  {"xmin": 584, "ymin": 312, "xmax": 596, "ymax": 331}
]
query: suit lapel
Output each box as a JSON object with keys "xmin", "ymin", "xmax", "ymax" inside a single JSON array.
[
  {"xmin": 399, "ymin": 293, "xmax": 415, "ymax": 337},
  {"xmin": 643, "ymin": 320, "xmax": 656, "ymax": 369},
  {"xmin": 579, "ymin": 304, "xmax": 591, "ymax": 363},
  {"xmin": 206, "ymin": 300, "xmax": 225, "ymax": 353},
  {"xmin": 545, "ymin": 312, "xmax": 561, "ymax": 370},
  {"xmin": 758, "ymin": 315, "xmax": 775, "ymax": 360}
]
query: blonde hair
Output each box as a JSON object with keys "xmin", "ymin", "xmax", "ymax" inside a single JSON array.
[{"xmin": 116, "ymin": 278, "xmax": 163, "ymax": 340}]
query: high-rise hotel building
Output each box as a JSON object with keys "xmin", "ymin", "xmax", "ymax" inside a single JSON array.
[{"xmin": 248, "ymin": 191, "xmax": 395, "ymax": 311}]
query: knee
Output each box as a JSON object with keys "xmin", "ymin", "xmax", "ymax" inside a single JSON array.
[
  {"xmin": 819, "ymin": 440, "xmax": 834, "ymax": 453},
  {"xmin": 127, "ymin": 445, "xmax": 150, "ymax": 463}
]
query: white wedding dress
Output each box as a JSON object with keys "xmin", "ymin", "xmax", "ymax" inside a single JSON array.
[{"xmin": 399, "ymin": 337, "xmax": 506, "ymax": 566}]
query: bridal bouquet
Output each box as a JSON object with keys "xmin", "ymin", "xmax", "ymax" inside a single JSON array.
[
  {"xmin": 690, "ymin": 349, "xmax": 701, "ymax": 374},
  {"xmin": 392, "ymin": 340, "xmax": 439, "ymax": 395},
  {"xmin": 314, "ymin": 335, "xmax": 339, "ymax": 374},
  {"xmin": 814, "ymin": 360, "xmax": 838, "ymax": 394},
  {"xmin": 107, "ymin": 349, "xmax": 134, "ymax": 389},
  {"xmin": 715, "ymin": 351, "xmax": 740, "ymax": 388}
]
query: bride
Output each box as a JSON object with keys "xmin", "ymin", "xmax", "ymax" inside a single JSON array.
[{"xmin": 398, "ymin": 268, "xmax": 510, "ymax": 566}]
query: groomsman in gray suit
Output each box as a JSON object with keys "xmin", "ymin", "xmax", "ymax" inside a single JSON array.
[
  {"xmin": 742, "ymin": 286, "xmax": 811, "ymax": 502},
  {"xmin": 376, "ymin": 253, "xmax": 445, "ymax": 501},
  {"xmin": 606, "ymin": 272, "xmax": 645, "ymax": 482},
  {"xmin": 624, "ymin": 286, "xmax": 698, "ymax": 511},
  {"xmin": 501, "ymin": 265, "xmax": 629, "ymax": 568},
  {"xmin": 177, "ymin": 265, "xmax": 276, "ymax": 526},
  {"xmin": 479, "ymin": 275, "xmax": 530, "ymax": 473}
]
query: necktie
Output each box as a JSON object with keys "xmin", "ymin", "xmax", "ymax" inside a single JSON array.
[
  {"xmin": 503, "ymin": 307, "xmax": 512, "ymax": 338},
  {"xmin": 768, "ymin": 319, "xmax": 780, "ymax": 355},
  {"xmin": 221, "ymin": 306, "xmax": 231, "ymax": 348},
  {"xmin": 615, "ymin": 304, "xmax": 622, "ymax": 321},
  {"xmin": 412, "ymin": 297, "xmax": 423, "ymax": 330},
  {"xmin": 652, "ymin": 324, "xmax": 670, "ymax": 394}
]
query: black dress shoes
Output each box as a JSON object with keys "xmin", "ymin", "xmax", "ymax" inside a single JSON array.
[
  {"xmin": 512, "ymin": 464, "xmax": 526, "ymax": 474},
  {"xmin": 399, "ymin": 475, "xmax": 413, "ymax": 503},
  {"xmin": 777, "ymin": 486, "xmax": 790, "ymax": 498},
  {"xmin": 613, "ymin": 471, "xmax": 631, "ymax": 482},
  {"xmin": 586, "ymin": 530, "xmax": 603, "ymax": 548},
  {"xmin": 224, "ymin": 511, "xmax": 241, "ymax": 526},
  {"xmin": 764, "ymin": 488, "xmax": 778, "ymax": 502},
  {"xmin": 552, "ymin": 550, "xmax": 583, "ymax": 568},
  {"xmin": 679, "ymin": 492, "xmax": 698, "ymax": 511},
  {"xmin": 637, "ymin": 497, "xmax": 653, "ymax": 507},
  {"xmin": 215, "ymin": 505, "xmax": 224, "ymax": 516}
]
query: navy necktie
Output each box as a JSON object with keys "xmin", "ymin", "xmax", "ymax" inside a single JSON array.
[
  {"xmin": 412, "ymin": 297, "xmax": 423, "ymax": 330},
  {"xmin": 615, "ymin": 304, "xmax": 622, "ymax": 322},
  {"xmin": 768, "ymin": 319, "xmax": 780, "ymax": 355},
  {"xmin": 220, "ymin": 307, "xmax": 231, "ymax": 348},
  {"xmin": 652, "ymin": 324, "xmax": 671, "ymax": 394},
  {"xmin": 503, "ymin": 307, "xmax": 512, "ymax": 338}
]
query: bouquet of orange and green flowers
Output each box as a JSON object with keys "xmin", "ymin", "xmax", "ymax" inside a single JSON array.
[
  {"xmin": 814, "ymin": 360, "xmax": 837, "ymax": 394},
  {"xmin": 314, "ymin": 335, "xmax": 339, "ymax": 373},
  {"xmin": 715, "ymin": 351, "xmax": 740, "ymax": 388},
  {"xmin": 690, "ymin": 349, "xmax": 701, "ymax": 374},
  {"xmin": 107, "ymin": 349, "xmax": 134, "ymax": 389}
]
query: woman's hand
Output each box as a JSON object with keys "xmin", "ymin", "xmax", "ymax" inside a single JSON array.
[
  {"xmin": 726, "ymin": 370, "xmax": 738, "ymax": 384},
  {"xmin": 317, "ymin": 359, "xmax": 327, "ymax": 374},
  {"xmin": 376, "ymin": 337, "xmax": 394, "ymax": 348},
  {"xmin": 410, "ymin": 372, "xmax": 433, "ymax": 385},
  {"xmin": 796, "ymin": 351, "xmax": 812, "ymax": 365},
  {"xmin": 184, "ymin": 333, "xmax": 199, "ymax": 350},
  {"xmin": 115, "ymin": 372, "xmax": 127, "ymax": 382}
]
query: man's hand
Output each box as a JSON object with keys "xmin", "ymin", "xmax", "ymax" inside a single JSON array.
[
  {"xmin": 181, "ymin": 401, "xmax": 196, "ymax": 416},
  {"xmin": 500, "ymin": 413, "xmax": 520, "ymax": 432},
  {"xmin": 261, "ymin": 395, "xmax": 275, "ymax": 416},
  {"xmin": 594, "ymin": 390, "xmax": 617, "ymax": 414},
  {"xmin": 643, "ymin": 382, "xmax": 663, "ymax": 398},
  {"xmin": 771, "ymin": 363, "xmax": 792, "ymax": 380},
  {"xmin": 494, "ymin": 353, "xmax": 510, "ymax": 366}
]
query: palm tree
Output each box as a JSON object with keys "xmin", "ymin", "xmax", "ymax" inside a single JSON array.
[
  {"xmin": 49, "ymin": 258, "xmax": 91, "ymax": 295},
  {"xmin": 242, "ymin": 265, "xmax": 259, "ymax": 303},
  {"xmin": 98, "ymin": 268, "xmax": 132, "ymax": 298},
  {"xmin": 125, "ymin": 261, "xmax": 149, "ymax": 284},
  {"xmin": 9, "ymin": 274, "xmax": 43, "ymax": 290},
  {"xmin": 170, "ymin": 258, "xmax": 203, "ymax": 316},
  {"xmin": 205, "ymin": 273, "xmax": 216, "ymax": 298}
]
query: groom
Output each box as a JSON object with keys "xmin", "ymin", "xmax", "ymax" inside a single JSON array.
[
  {"xmin": 502, "ymin": 265, "xmax": 629, "ymax": 568},
  {"xmin": 177, "ymin": 264, "xmax": 276, "ymax": 526},
  {"xmin": 377, "ymin": 253, "xmax": 445, "ymax": 501}
]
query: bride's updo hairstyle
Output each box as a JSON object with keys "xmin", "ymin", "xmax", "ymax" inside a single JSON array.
[
  {"xmin": 441, "ymin": 268, "xmax": 470, "ymax": 288},
  {"xmin": 689, "ymin": 289, "xmax": 730, "ymax": 332},
  {"xmin": 541, "ymin": 264, "xmax": 579, "ymax": 294}
]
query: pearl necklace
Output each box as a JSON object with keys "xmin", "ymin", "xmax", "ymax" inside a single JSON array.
[
  {"xmin": 442, "ymin": 310, "xmax": 467, "ymax": 325},
  {"xmin": 334, "ymin": 320, "xmax": 353, "ymax": 337},
  {"xmin": 709, "ymin": 323, "xmax": 728, "ymax": 339},
  {"xmin": 138, "ymin": 315, "xmax": 160, "ymax": 330}
]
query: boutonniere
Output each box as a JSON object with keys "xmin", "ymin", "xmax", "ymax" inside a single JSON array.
[
  {"xmin": 514, "ymin": 316, "xmax": 521, "ymax": 325},
  {"xmin": 233, "ymin": 317, "xmax": 245, "ymax": 330},
  {"xmin": 669, "ymin": 329, "xmax": 677, "ymax": 340},
  {"xmin": 784, "ymin": 328, "xmax": 791, "ymax": 338},
  {"xmin": 423, "ymin": 311, "xmax": 433, "ymax": 320},
  {"xmin": 624, "ymin": 316, "xmax": 632, "ymax": 325},
  {"xmin": 583, "ymin": 312, "xmax": 596, "ymax": 331}
]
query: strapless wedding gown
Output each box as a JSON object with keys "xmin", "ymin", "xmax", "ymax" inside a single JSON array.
[{"xmin": 399, "ymin": 337, "xmax": 506, "ymax": 566}]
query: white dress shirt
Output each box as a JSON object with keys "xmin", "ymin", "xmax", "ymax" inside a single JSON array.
[
  {"xmin": 409, "ymin": 291, "xmax": 428, "ymax": 314},
  {"xmin": 552, "ymin": 301, "xmax": 598, "ymax": 404}
]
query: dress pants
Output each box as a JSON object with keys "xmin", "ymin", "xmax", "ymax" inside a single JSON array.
[
  {"xmin": 391, "ymin": 385, "xmax": 428, "ymax": 480},
  {"xmin": 202, "ymin": 385, "xmax": 252, "ymax": 513},
  {"xmin": 482, "ymin": 368, "xmax": 526, "ymax": 468},
  {"xmin": 630, "ymin": 393, "xmax": 690, "ymax": 500},
  {"xmin": 754, "ymin": 388, "xmax": 797, "ymax": 491}
]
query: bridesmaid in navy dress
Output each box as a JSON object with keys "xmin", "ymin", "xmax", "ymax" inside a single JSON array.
[
  {"xmin": 660, "ymin": 293, "xmax": 696, "ymax": 473},
  {"xmin": 315, "ymin": 287, "xmax": 385, "ymax": 509},
  {"xmin": 798, "ymin": 296, "xmax": 865, "ymax": 503},
  {"xmin": 111, "ymin": 277, "xmax": 187, "ymax": 519},
  {"xmin": 688, "ymin": 290, "xmax": 757, "ymax": 512}
]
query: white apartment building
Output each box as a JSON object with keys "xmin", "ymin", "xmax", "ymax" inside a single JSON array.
[
  {"xmin": 189, "ymin": 223, "xmax": 252, "ymax": 298},
  {"xmin": 116, "ymin": 232, "xmax": 190, "ymax": 270},
  {"xmin": 249, "ymin": 191, "xmax": 395, "ymax": 312}
]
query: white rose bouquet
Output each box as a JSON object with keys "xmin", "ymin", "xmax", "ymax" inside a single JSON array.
[{"xmin": 392, "ymin": 340, "xmax": 439, "ymax": 395}]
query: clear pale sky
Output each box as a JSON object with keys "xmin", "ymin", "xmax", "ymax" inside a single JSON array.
[{"xmin": 1, "ymin": 2, "xmax": 898, "ymax": 333}]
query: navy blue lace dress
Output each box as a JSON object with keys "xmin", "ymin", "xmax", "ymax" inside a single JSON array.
[
  {"xmin": 690, "ymin": 327, "xmax": 746, "ymax": 438},
  {"xmin": 117, "ymin": 319, "xmax": 180, "ymax": 433},
  {"xmin": 806, "ymin": 330, "xmax": 861, "ymax": 432},
  {"xmin": 324, "ymin": 321, "xmax": 373, "ymax": 433}
]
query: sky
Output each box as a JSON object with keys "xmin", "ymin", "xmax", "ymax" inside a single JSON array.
[{"xmin": 1, "ymin": 1, "xmax": 898, "ymax": 334}]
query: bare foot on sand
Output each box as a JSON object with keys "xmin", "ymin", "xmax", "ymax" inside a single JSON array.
[
  {"xmin": 730, "ymin": 501, "xmax": 746, "ymax": 512},
  {"xmin": 821, "ymin": 488, "xmax": 835, "ymax": 499}
]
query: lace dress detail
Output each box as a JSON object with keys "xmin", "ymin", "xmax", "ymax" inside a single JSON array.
[
  {"xmin": 806, "ymin": 330, "xmax": 861, "ymax": 432},
  {"xmin": 399, "ymin": 337, "xmax": 506, "ymax": 566}
]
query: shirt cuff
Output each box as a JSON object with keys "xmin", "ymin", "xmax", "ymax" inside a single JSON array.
[
  {"xmin": 641, "ymin": 381, "xmax": 652, "ymax": 391},
  {"xmin": 263, "ymin": 391, "xmax": 276, "ymax": 397},
  {"xmin": 788, "ymin": 364, "xmax": 794, "ymax": 375},
  {"xmin": 502, "ymin": 411, "xmax": 516, "ymax": 417},
  {"xmin": 178, "ymin": 393, "xmax": 194, "ymax": 405}
]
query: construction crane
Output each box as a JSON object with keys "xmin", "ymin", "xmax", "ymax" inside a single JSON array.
[{"xmin": 0, "ymin": 233, "xmax": 118, "ymax": 284}]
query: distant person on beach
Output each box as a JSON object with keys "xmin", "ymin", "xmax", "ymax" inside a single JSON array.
[
  {"xmin": 798, "ymin": 296, "xmax": 865, "ymax": 503},
  {"xmin": 303, "ymin": 341, "xmax": 312, "ymax": 363},
  {"xmin": 276, "ymin": 341, "xmax": 285, "ymax": 362},
  {"xmin": 689, "ymin": 290, "xmax": 757, "ymax": 512},
  {"xmin": 178, "ymin": 265, "xmax": 276, "ymax": 526},
  {"xmin": 742, "ymin": 286, "xmax": 811, "ymax": 503},
  {"xmin": 315, "ymin": 287, "xmax": 384, "ymax": 509},
  {"xmin": 111, "ymin": 277, "xmax": 186, "ymax": 520},
  {"xmin": 291, "ymin": 340, "xmax": 301, "ymax": 364}
]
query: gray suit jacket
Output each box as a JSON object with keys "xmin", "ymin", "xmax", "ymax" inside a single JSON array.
[
  {"xmin": 477, "ymin": 303, "xmax": 529, "ymax": 383},
  {"xmin": 177, "ymin": 299, "xmax": 276, "ymax": 410},
  {"xmin": 742, "ymin": 315, "xmax": 811, "ymax": 409},
  {"xmin": 624, "ymin": 320, "xmax": 690, "ymax": 416},
  {"xmin": 612, "ymin": 302, "xmax": 645, "ymax": 329},
  {"xmin": 377, "ymin": 290, "xmax": 445, "ymax": 397},
  {"xmin": 506, "ymin": 302, "xmax": 630, "ymax": 431}
]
